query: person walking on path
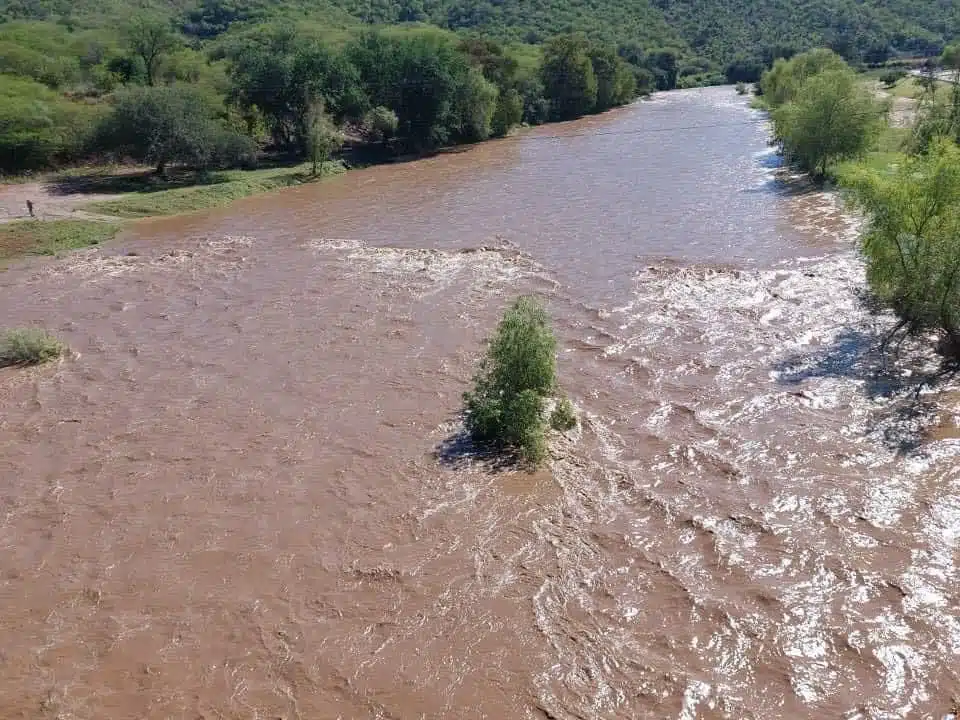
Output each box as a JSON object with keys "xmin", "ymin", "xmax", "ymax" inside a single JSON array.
[{"xmin": 26, "ymin": 199, "xmax": 34, "ymax": 218}]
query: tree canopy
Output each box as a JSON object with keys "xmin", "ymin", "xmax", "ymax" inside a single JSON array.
[
  {"xmin": 94, "ymin": 84, "xmax": 254, "ymax": 173},
  {"xmin": 0, "ymin": 0, "xmax": 957, "ymax": 173},
  {"xmin": 841, "ymin": 141, "xmax": 960, "ymax": 356},
  {"xmin": 770, "ymin": 63, "xmax": 884, "ymax": 175}
]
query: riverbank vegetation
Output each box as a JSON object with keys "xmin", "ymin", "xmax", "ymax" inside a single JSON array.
[
  {"xmin": 762, "ymin": 49, "xmax": 885, "ymax": 176},
  {"xmin": 841, "ymin": 44, "xmax": 960, "ymax": 360},
  {"xmin": 843, "ymin": 141, "xmax": 960, "ymax": 358},
  {"xmin": 0, "ymin": 16, "xmax": 648, "ymax": 180},
  {"xmin": 0, "ymin": 219, "xmax": 119, "ymax": 261},
  {"xmin": 763, "ymin": 44, "xmax": 960, "ymax": 360},
  {"xmin": 464, "ymin": 296, "xmax": 575, "ymax": 465},
  {"xmin": 0, "ymin": 327, "xmax": 66, "ymax": 366},
  {"xmin": 80, "ymin": 162, "xmax": 343, "ymax": 217},
  {"xmin": 1, "ymin": 0, "xmax": 956, "ymax": 179}
]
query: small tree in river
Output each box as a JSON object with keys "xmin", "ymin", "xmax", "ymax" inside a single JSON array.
[
  {"xmin": 464, "ymin": 296, "xmax": 573, "ymax": 464},
  {"xmin": 304, "ymin": 99, "xmax": 343, "ymax": 176}
]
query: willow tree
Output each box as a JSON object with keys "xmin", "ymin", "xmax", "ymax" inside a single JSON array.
[
  {"xmin": 304, "ymin": 99, "xmax": 343, "ymax": 176},
  {"xmin": 464, "ymin": 296, "xmax": 575, "ymax": 464},
  {"xmin": 841, "ymin": 140, "xmax": 960, "ymax": 357},
  {"xmin": 772, "ymin": 66, "xmax": 883, "ymax": 177}
]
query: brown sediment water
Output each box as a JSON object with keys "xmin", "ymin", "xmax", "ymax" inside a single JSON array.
[{"xmin": 1, "ymin": 87, "xmax": 958, "ymax": 719}]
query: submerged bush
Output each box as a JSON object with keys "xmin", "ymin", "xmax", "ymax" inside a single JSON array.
[
  {"xmin": 464, "ymin": 295, "xmax": 565, "ymax": 464},
  {"xmin": 0, "ymin": 328, "xmax": 66, "ymax": 366},
  {"xmin": 550, "ymin": 396, "xmax": 577, "ymax": 431}
]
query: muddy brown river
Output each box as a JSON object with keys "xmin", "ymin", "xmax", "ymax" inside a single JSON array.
[{"xmin": 1, "ymin": 87, "xmax": 959, "ymax": 719}]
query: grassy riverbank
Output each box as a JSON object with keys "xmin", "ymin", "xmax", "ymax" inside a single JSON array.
[
  {"xmin": 0, "ymin": 220, "xmax": 119, "ymax": 264},
  {"xmin": 80, "ymin": 161, "xmax": 346, "ymax": 219}
]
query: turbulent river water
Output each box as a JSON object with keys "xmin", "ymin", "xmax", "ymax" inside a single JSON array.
[{"xmin": 1, "ymin": 86, "xmax": 959, "ymax": 719}]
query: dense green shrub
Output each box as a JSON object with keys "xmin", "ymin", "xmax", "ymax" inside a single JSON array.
[
  {"xmin": 94, "ymin": 85, "xmax": 256, "ymax": 173},
  {"xmin": 770, "ymin": 62, "xmax": 883, "ymax": 176},
  {"xmin": 841, "ymin": 141, "xmax": 960, "ymax": 357},
  {"xmin": 760, "ymin": 48, "xmax": 847, "ymax": 109},
  {"xmin": 464, "ymin": 296, "xmax": 561, "ymax": 464},
  {"xmin": 0, "ymin": 328, "xmax": 66, "ymax": 366}
]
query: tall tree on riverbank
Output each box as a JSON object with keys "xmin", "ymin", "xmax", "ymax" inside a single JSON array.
[
  {"xmin": 541, "ymin": 35, "xmax": 597, "ymax": 120},
  {"xmin": 841, "ymin": 140, "xmax": 960, "ymax": 358},
  {"xmin": 304, "ymin": 99, "xmax": 343, "ymax": 175},
  {"xmin": 771, "ymin": 65, "xmax": 883, "ymax": 176}
]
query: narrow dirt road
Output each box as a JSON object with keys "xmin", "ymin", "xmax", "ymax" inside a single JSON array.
[{"xmin": 0, "ymin": 181, "xmax": 122, "ymax": 223}]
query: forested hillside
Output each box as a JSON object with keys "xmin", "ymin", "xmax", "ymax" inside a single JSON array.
[
  {"xmin": 3, "ymin": 0, "xmax": 957, "ymax": 64},
  {"xmin": 0, "ymin": 0, "xmax": 957, "ymax": 174}
]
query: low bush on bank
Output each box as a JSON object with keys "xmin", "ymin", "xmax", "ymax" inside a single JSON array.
[
  {"xmin": 464, "ymin": 295, "xmax": 575, "ymax": 465},
  {"xmin": 0, "ymin": 328, "xmax": 66, "ymax": 366}
]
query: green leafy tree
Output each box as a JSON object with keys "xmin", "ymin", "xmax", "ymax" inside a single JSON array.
[
  {"xmin": 304, "ymin": 99, "xmax": 343, "ymax": 175},
  {"xmin": 771, "ymin": 66, "xmax": 883, "ymax": 176},
  {"xmin": 841, "ymin": 141, "xmax": 960, "ymax": 356},
  {"xmin": 95, "ymin": 85, "xmax": 255, "ymax": 174},
  {"xmin": 346, "ymin": 31, "xmax": 476, "ymax": 149},
  {"xmin": 362, "ymin": 105, "xmax": 399, "ymax": 142},
  {"xmin": 127, "ymin": 15, "xmax": 178, "ymax": 86},
  {"xmin": 760, "ymin": 48, "xmax": 847, "ymax": 108},
  {"xmin": 541, "ymin": 35, "xmax": 597, "ymax": 120},
  {"xmin": 589, "ymin": 44, "xmax": 637, "ymax": 111},
  {"xmin": 456, "ymin": 67, "xmax": 498, "ymax": 141},
  {"xmin": 491, "ymin": 87, "xmax": 523, "ymax": 136},
  {"xmin": 228, "ymin": 37, "xmax": 367, "ymax": 151},
  {"xmin": 464, "ymin": 296, "xmax": 561, "ymax": 464}
]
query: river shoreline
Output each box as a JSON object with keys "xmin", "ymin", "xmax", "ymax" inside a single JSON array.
[{"xmin": 0, "ymin": 99, "xmax": 654, "ymax": 261}]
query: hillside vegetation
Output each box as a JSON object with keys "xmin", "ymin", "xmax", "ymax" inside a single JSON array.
[{"xmin": 0, "ymin": 0, "xmax": 956, "ymax": 176}]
